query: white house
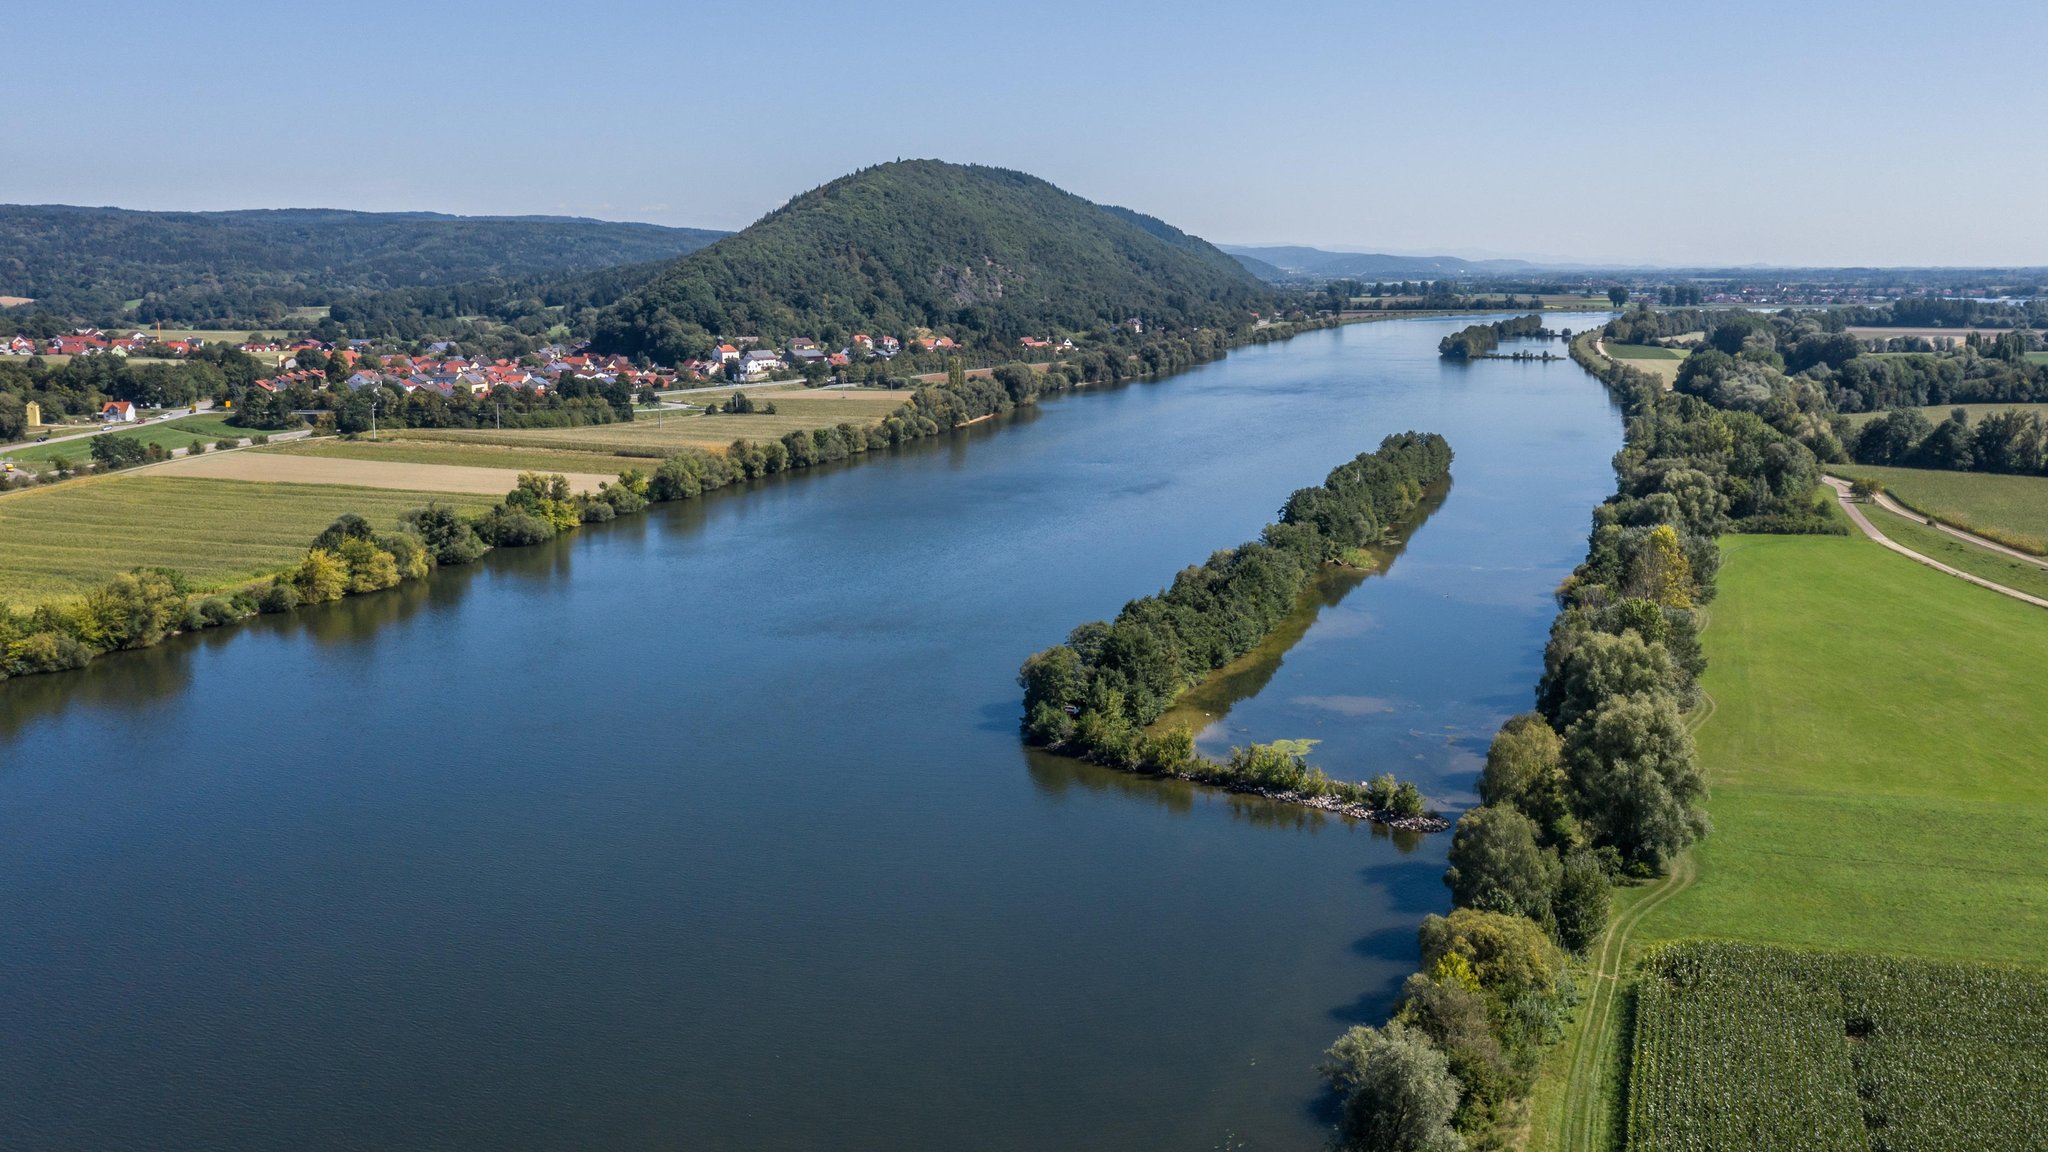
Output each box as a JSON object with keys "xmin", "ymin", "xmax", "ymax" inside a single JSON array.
[
  {"xmin": 100, "ymin": 401, "xmax": 138, "ymax": 423},
  {"xmin": 740, "ymin": 350, "xmax": 782, "ymax": 377}
]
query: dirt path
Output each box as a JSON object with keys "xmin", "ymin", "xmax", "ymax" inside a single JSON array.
[
  {"xmin": 1861, "ymin": 486, "xmax": 2048, "ymax": 572},
  {"xmin": 1824, "ymin": 477, "xmax": 2048, "ymax": 610},
  {"xmin": 154, "ymin": 451, "xmax": 618, "ymax": 496}
]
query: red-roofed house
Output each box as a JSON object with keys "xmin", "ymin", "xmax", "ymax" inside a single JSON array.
[{"xmin": 100, "ymin": 401, "xmax": 137, "ymax": 423}]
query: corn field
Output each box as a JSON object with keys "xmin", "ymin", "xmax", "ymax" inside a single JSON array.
[{"xmin": 1626, "ymin": 941, "xmax": 2048, "ymax": 1152}]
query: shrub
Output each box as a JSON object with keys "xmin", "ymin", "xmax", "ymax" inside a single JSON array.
[
  {"xmin": 1444, "ymin": 806, "xmax": 1559, "ymax": 925},
  {"xmin": 401, "ymin": 503, "xmax": 490, "ymax": 565},
  {"xmin": 475, "ymin": 506, "xmax": 555, "ymax": 547},
  {"xmin": 187, "ymin": 440, "xmax": 207, "ymax": 455},
  {"xmin": 293, "ymin": 549, "xmax": 348, "ymax": 603},
  {"xmin": 216, "ymin": 437, "xmax": 240, "ymax": 450},
  {"xmin": 1320, "ymin": 1021, "xmax": 1466, "ymax": 1152},
  {"xmin": 377, "ymin": 532, "xmax": 431, "ymax": 581},
  {"xmin": 579, "ymin": 499, "xmax": 616, "ymax": 523},
  {"xmin": 1550, "ymin": 850, "xmax": 1611, "ymax": 953},
  {"xmin": 257, "ymin": 581, "xmax": 301, "ymax": 614},
  {"xmin": 334, "ymin": 537, "xmax": 400, "ymax": 593},
  {"xmin": 1418, "ymin": 909, "xmax": 1563, "ymax": 997}
]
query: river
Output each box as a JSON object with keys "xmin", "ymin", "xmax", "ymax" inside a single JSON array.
[{"xmin": 0, "ymin": 314, "xmax": 1620, "ymax": 1151}]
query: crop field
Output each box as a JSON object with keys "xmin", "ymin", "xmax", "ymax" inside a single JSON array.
[
  {"xmin": 1636, "ymin": 533, "xmax": 2048, "ymax": 965},
  {"xmin": 154, "ymin": 449, "xmax": 619, "ymax": 495},
  {"xmin": 0, "ymin": 475, "xmax": 486, "ymax": 608},
  {"xmin": 1826, "ymin": 464, "xmax": 2048, "ymax": 554},
  {"xmin": 1863, "ymin": 503, "xmax": 2048, "ymax": 601},
  {"xmin": 1839, "ymin": 402, "xmax": 2048, "ymax": 430},
  {"xmin": 264, "ymin": 437, "xmax": 639, "ymax": 476},
  {"xmin": 3, "ymin": 412, "xmax": 254, "ymax": 465},
  {"xmin": 1627, "ymin": 941, "xmax": 2048, "ymax": 1151},
  {"xmin": 400, "ymin": 390, "xmax": 915, "ymax": 454}
]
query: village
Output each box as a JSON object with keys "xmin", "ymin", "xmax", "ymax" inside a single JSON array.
[{"xmin": 4, "ymin": 326, "xmax": 1091, "ymax": 406}]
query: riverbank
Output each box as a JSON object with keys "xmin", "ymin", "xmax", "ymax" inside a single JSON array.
[
  {"xmin": 0, "ymin": 318, "xmax": 1344, "ymax": 682},
  {"xmin": 0, "ymin": 313, "xmax": 1632, "ymax": 1152}
]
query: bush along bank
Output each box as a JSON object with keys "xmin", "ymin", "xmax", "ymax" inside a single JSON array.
[
  {"xmin": 1017, "ymin": 432, "xmax": 1455, "ymax": 831},
  {"xmin": 1313, "ymin": 330, "xmax": 1844, "ymax": 1151}
]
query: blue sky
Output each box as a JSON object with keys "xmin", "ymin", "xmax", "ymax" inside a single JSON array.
[{"xmin": 8, "ymin": 0, "xmax": 2045, "ymax": 266}]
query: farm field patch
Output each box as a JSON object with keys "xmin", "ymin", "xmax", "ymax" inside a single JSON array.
[
  {"xmin": 403, "ymin": 390, "xmax": 915, "ymax": 454},
  {"xmin": 0, "ymin": 476, "xmax": 485, "ymax": 608},
  {"xmin": 264, "ymin": 437, "xmax": 640, "ymax": 476},
  {"xmin": 1627, "ymin": 941, "xmax": 2048, "ymax": 1152},
  {"xmin": 153, "ymin": 448, "xmax": 619, "ymax": 496}
]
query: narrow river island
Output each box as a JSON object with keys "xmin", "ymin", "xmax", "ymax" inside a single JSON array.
[{"xmin": 0, "ymin": 313, "xmax": 1619, "ymax": 1151}]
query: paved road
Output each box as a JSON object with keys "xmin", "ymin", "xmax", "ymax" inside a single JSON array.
[{"xmin": 1824, "ymin": 477, "xmax": 2048, "ymax": 610}]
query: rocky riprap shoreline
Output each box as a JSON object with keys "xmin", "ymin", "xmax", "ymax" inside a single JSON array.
[{"xmin": 1174, "ymin": 776, "xmax": 1452, "ymax": 832}]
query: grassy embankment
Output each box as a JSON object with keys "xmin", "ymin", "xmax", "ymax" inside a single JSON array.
[
  {"xmin": 1527, "ymin": 528, "xmax": 2048, "ymax": 1151},
  {"xmin": 3, "ymin": 412, "xmax": 249, "ymax": 465},
  {"xmin": 1826, "ymin": 462, "xmax": 2048, "ymax": 554},
  {"xmin": 0, "ymin": 475, "xmax": 487, "ymax": 609}
]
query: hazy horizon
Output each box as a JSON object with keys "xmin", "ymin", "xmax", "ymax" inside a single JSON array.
[{"xmin": 8, "ymin": 0, "xmax": 2046, "ymax": 267}]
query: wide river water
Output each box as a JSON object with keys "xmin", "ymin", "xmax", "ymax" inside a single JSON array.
[{"xmin": 0, "ymin": 314, "xmax": 1620, "ymax": 1151}]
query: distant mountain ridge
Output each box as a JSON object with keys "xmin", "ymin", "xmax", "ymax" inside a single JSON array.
[
  {"xmin": 0, "ymin": 204, "xmax": 727, "ymax": 323},
  {"xmin": 1221, "ymin": 244, "xmax": 1540, "ymax": 281},
  {"xmin": 592, "ymin": 160, "xmax": 1270, "ymax": 362}
]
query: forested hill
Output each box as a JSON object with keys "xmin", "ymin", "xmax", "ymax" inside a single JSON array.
[
  {"xmin": 0, "ymin": 205, "xmax": 726, "ymax": 324},
  {"xmin": 591, "ymin": 160, "xmax": 1272, "ymax": 362}
]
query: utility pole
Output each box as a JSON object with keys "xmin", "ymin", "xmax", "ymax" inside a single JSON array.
[{"xmin": 369, "ymin": 395, "xmax": 379, "ymax": 442}]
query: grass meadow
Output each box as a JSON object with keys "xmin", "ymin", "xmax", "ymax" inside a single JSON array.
[
  {"xmin": 1604, "ymin": 344, "xmax": 1687, "ymax": 360},
  {"xmin": 4, "ymin": 412, "xmax": 250, "ymax": 465},
  {"xmin": 1826, "ymin": 463, "xmax": 2048, "ymax": 553},
  {"xmin": 1636, "ymin": 532, "xmax": 2048, "ymax": 964},
  {"xmin": 0, "ymin": 475, "xmax": 486, "ymax": 608}
]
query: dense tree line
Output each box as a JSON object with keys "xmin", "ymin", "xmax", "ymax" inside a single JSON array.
[
  {"xmin": 1318, "ymin": 323, "xmax": 1843, "ymax": 1151},
  {"xmin": 1438, "ymin": 314, "xmax": 1546, "ymax": 360},
  {"xmin": 1853, "ymin": 406, "xmax": 2048, "ymax": 475},
  {"xmin": 0, "ymin": 205, "xmax": 721, "ymax": 326},
  {"xmin": 1833, "ymin": 297, "xmax": 2048, "ymax": 330},
  {"xmin": 1018, "ymin": 433, "xmax": 1453, "ymax": 764},
  {"xmin": 591, "ymin": 160, "xmax": 1274, "ymax": 363}
]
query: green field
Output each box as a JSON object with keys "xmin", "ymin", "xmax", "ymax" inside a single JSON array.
[
  {"xmin": 0, "ymin": 475, "xmax": 486, "ymax": 608},
  {"xmin": 3, "ymin": 412, "xmax": 251, "ymax": 466},
  {"xmin": 1627, "ymin": 941, "xmax": 2048, "ymax": 1151},
  {"xmin": 262, "ymin": 437, "xmax": 638, "ymax": 475},
  {"xmin": 1604, "ymin": 344, "xmax": 1687, "ymax": 360},
  {"xmin": 1840, "ymin": 401, "xmax": 2048, "ymax": 430},
  {"xmin": 1827, "ymin": 463, "xmax": 2048, "ymax": 554},
  {"xmin": 1863, "ymin": 502, "xmax": 2048, "ymax": 601},
  {"xmin": 1529, "ymin": 530, "xmax": 2048, "ymax": 1152},
  {"xmin": 1637, "ymin": 533, "xmax": 2048, "ymax": 962}
]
